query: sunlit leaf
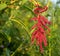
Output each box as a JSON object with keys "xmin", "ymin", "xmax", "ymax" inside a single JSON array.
[
  {"xmin": 0, "ymin": 3, "xmax": 7, "ymax": 10},
  {"xmin": 22, "ymin": 0, "xmax": 28, "ymax": 5}
]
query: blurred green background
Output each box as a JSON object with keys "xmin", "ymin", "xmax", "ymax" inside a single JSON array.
[{"xmin": 0, "ymin": 0, "xmax": 60, "ymax": 56}]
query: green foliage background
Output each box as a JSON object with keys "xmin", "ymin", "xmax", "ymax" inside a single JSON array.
[{"xmin": 0, "ymin": 0, "xmax": 60, "ymax": 56}]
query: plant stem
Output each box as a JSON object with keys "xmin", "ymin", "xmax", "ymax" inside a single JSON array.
[{"xmin": 10, "ymin": 19, "xmax": 31, "ymax": 38}]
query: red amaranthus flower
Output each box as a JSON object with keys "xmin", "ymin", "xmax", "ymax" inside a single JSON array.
[{"xmin": 31, "ymin": 5, "xmax": 51, "ymax": 53}]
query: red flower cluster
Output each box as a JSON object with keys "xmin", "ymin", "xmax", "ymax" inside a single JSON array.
[{"xmin": 31, "ymin": 5, "xmax": 51, "ymax": 53}]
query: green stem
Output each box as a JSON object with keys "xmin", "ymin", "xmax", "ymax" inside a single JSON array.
[
  {"xmin": 49, "ymin": 43, "xmax": 51, "ymax": 56},
  {"xmin": 10, "ymin": 19, "xmax": 31, "ymax": 38}
]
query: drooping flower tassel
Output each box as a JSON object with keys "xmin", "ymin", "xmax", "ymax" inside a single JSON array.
[{"xmin": 31, "ymin": 5, "xmax": 51, "ymax": 53}]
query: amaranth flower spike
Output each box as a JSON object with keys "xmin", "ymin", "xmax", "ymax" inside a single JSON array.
[{"xmin": 31, "ymin": 5, "xmax": 51, "ymax": 53}]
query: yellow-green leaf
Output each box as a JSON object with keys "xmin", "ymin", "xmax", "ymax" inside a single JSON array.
[{"xmin": 0, "ymin": 3, "xmax": 7, "ymax": 10}]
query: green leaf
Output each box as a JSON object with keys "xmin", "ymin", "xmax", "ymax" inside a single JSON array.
[
  {"xmin": 0, "ymin": 3, "xmax": 7, "ymax": 10},
  {"xmin": 5, "ymin": 33, "xmax": 11, "ymax": 43},
  {"xmin": 5, "ymin": 48, "xmax": 10, "ymax": 56},
  {"xmin": 23, "ymin": 5, "xmax": 36, "ymax": 16},
  {"xmin": 22, "ymin": 0, "xmax": 28, "ymax": 5},
  {"xmin": 0, "ymin": 31, "xmax": 11, "ymax": 43}
]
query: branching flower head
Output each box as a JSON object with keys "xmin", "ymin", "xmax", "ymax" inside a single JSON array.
[{"xmin": 31, "ymin": 5, "xmax": 51, "ymax": 53}]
